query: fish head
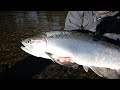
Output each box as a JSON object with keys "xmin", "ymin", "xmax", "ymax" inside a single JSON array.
[{"xmin": 21, "ymin": 37, "xmax": 47, "ymax": 57}]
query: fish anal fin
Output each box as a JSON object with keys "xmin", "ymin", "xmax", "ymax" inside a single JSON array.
[
  {"xmin": 90, "ymin": 66, "xmax": 120, "ymax": 79},
  {"xmin": 116, "ymin": 69, "xmax": 120, "ymax": 74},
  {"xmin": 102, "ymin": 68, "xmax": 120, "ymax": 79},
  {"xmin": 90, "ymin": 66, "xmax": 104, "ymax": 77}
]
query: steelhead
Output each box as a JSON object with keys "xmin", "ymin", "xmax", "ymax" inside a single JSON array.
[{"xmin": 21, "ymin": 30, "xmax": 120, "ymax": 79}]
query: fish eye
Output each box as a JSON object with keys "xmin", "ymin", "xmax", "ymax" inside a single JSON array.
[{"xmin": 26, "ymin": 39, "xmax": 31, "ymax": 43}]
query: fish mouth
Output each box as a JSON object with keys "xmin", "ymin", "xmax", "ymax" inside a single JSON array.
[
  {"xmin": 21, "ymin": 41, "xmax": 30, "ymax": 53},
  {"xmin": 21, "ymin": 45, "xmax": 28, "ymax": 51}
]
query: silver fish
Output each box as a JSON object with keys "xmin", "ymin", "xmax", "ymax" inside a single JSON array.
[{"xmin": 21, "ymin": 30, "xmax": 120, "ymax": 79}]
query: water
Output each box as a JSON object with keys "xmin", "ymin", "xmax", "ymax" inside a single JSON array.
[{"xmin": 0, "ymin": 11, "xmax": 103, "ymax": 79}]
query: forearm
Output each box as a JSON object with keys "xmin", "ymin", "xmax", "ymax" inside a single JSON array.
[{"xmin": 64, "ymin": 11, "xmax": 84, "ymax": 30}]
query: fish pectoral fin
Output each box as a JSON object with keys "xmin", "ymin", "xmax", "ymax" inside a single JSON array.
[
  {"xmin": 45, "ymin": 52, "xmax": 77, "ymax": 67},
  {"xmin": 45, "ymin": 52, "xmax": 63, "ymax": 65},
  {"xmin": 83, "ymin": 66, "xmax": 89, "ymax": 72},
  {"xmin": 90, "ymin": 66, "xmax": 120, "ymax": 79}
]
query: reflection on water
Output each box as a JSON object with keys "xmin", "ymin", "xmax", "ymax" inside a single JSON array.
[
  {"xmin": 52, "ymin": 16, "xmax": 61, "ymax": 30},
  {"xmin": 39, "ymin": 11, "xmax": 49, "ymax": 30},
  {"xmin": 0, "ymin": 11, "xmax": 67, "ymax": 32},
  {"xmin": 24, "ymin": 11, "xmax": 39, "ymax": 28},
  {"xmin": 13, "ymin": 11, "xmax": 67, "ymax": 31}
]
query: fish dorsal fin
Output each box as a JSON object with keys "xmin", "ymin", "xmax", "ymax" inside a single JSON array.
[
  {"xmin": 90, "ymin": 66, "xmax": 120, "ymax": 79},
  {"xmin": 83, "ymin": 66, "xmax": 89, "ymax": 72}
]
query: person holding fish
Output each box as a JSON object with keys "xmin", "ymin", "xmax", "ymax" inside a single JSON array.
[{"xmin": 60, "ymin": 11, "xmax": 120, "ymax": 64}]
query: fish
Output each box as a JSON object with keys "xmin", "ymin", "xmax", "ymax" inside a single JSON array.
[{"xmin": 21, "ymin": 29, "xmax": 120, "ymax": 79}]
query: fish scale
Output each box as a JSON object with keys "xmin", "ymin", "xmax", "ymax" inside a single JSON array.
[{"xmin": 45, "ymin": 32, "xmax": 120, "ymax": 69}]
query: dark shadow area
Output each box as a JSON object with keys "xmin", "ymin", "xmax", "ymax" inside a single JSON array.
[{"xmin": 0, "ymin": 56, "xmax": 52, "ymax": 80}]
